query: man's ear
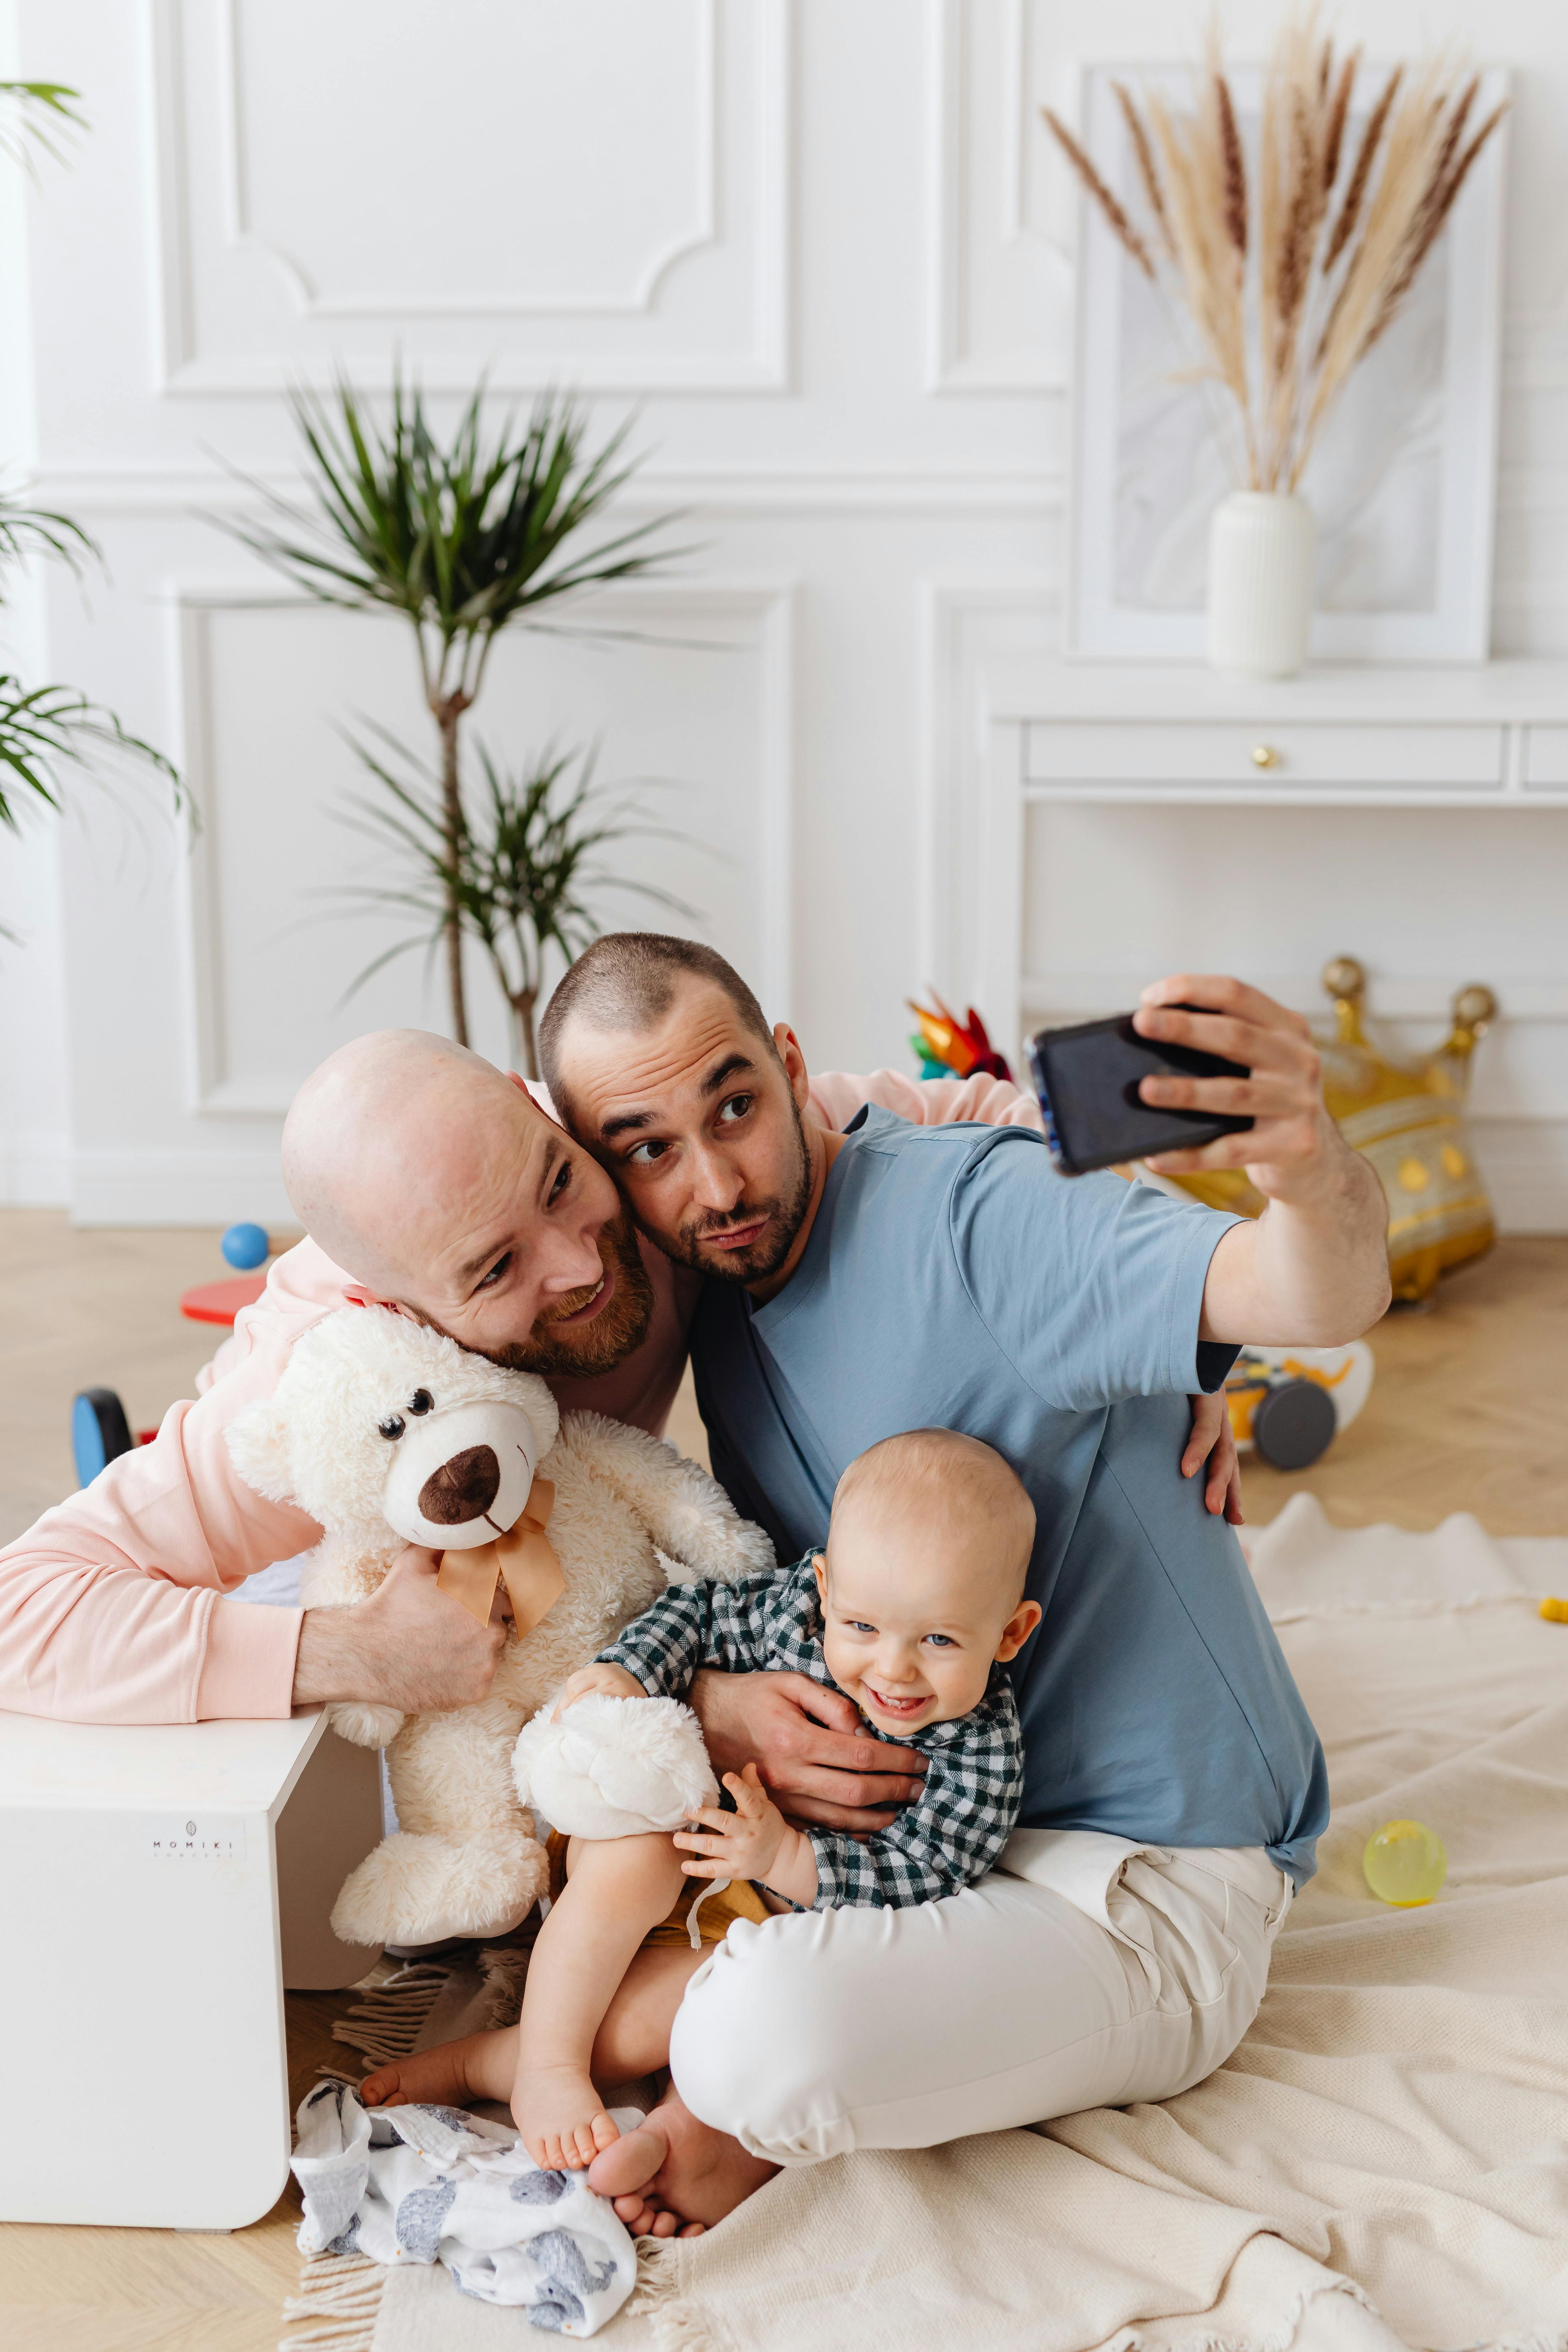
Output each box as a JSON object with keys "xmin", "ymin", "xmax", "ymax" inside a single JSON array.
[
  {"xmin": 342, "ymin": 1286, "xmax": 409, "ymax": 1320},
  {"xmin": 775, "ymin": 1022, "xmax": 811, "ymax": 1112},
  {"xmin": 993, "ymin": 1599, "xmax": 1043, "ymax": 1664}
]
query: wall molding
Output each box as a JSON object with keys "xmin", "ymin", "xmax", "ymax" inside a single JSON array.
[
  {"xmin": 34, "ymin": 462, "xmax": 1068, "ymax": 514},
  {"xmin": 144, "ymin": 0, "xmax": 792, "ymax": 394},
  {"xmin": 69, "ymin": 1146, "xmax": 297, "ymax": 1228},
  {"xmin": 924, "ymin": 0, "xmax": 1071, "ymax": 394},
  {"xmin": 214, "ymin": 0, "xmax": 719, "ymax": 322},
  {"xmin": 164, "ymin": 574, "xmax": 799, "ymax": 1121},
  {"xmin": 1020, "ymin": 974, "xmax": 1568, "ymax": 1029},
  {"xmin": 0, "ymin": 1132, "xmax": 74, "ymax": 1210},
  {"xmin": 915, "ymin": 575, "xmax": 1052, "ymax": 1005}
]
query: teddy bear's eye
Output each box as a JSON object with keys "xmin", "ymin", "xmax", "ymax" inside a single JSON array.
[
  {"xmin": 407, "ymin": 1390, "xmax": 434, "ymax": 1416},
  {"xmin": 377, "ymin": 1414, "xmax": 406, "ymax": 1442}
]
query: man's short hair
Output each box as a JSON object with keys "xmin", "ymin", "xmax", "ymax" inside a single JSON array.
[{"xmin": 539, "ymin": 933, "xmax": 775, "ymax": 1110}]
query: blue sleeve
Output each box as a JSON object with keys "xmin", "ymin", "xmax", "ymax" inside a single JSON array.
[{"xmin": 948, "ymin": 1134, "xmax": 1242, "ymax": 1410}]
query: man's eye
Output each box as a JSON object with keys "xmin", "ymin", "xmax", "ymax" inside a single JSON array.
[
  {"xmin": 627, "ymin": 1138, "xmax": 671, "ymax": 1169},
  {"xmin": 548, "ymin": 1160, "xmax": 572, "ymax": 1203},
  {"xmin": 476, "ymin": 1253, "xmax": 511, "ymax": 1290},
  {"xmin": 717, "ymin": 1094, "xmax": 753, "ymax": 1126}
]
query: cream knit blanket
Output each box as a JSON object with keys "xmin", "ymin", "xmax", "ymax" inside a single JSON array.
[{"xmin": 356, "ymin": 1498, "xmax": 1568, "ymax": 2352}]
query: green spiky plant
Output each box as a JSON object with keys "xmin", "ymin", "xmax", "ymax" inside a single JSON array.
[
  {"xmin": 0, "ymin": 83, "xmax": 180, "ymax": 847},
  {"xmin": 216, "ymin": 374, "xmax": 687, "ymax": 1044},
  {"xmin": 328, "ymin": 726, "xmax": 695, "ymax": 1079}
]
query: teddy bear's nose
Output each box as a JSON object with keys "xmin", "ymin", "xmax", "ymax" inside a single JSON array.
[{"xmin": 417, "ymin": 1444, "xmax": 502, "ymax": 1525}]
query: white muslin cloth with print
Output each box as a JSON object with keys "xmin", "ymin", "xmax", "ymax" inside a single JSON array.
[{"xmin": 291, "ymin": 2081, "xmax": 636, "ymax": 2337}]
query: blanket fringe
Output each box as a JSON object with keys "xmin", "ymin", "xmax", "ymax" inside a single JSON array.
[
  {"xmin": 629, "ymin": 2239, "xmax": 732, "ymax": 2352},
  {"xmin": 473, "ymin": 1937, "xmax": 535, "ymax": 2030},
  {"xmin": 330, "ymin": 1962, "xmax": 452, "ymax": 2066},
  {"xmin": 279, "ymin": 2249, "xmax": 385, "ymax": 2352}
]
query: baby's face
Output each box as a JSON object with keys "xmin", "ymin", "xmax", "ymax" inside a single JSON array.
[{"xmin": 813, "ymin": 1525, "xmax": 1033, "ymax": 1739}]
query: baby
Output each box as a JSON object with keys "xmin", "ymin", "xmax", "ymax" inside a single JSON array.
[{"xmin": 361, "ymin": 1427, "xmax": 1041, "ymax": 2179}]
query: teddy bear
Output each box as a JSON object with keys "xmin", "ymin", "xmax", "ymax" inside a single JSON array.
[{"xmin": 225, "ymin": 1303, "xmax": 774, "ymax": 1948}]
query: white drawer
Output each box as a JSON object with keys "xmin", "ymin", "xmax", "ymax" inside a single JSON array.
[
  {"xmin": 1521, "ymin": 725, "xmax": 1568, "ymax": 788},
  {"xmin": 1024, "ymin": 721, "xmax": 1506, "ymax": 790}
]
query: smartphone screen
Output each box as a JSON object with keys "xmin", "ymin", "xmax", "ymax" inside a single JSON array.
[{"xmin": 1027, "ymin": 1014, "xmax": 1253, "ymax": 1177}]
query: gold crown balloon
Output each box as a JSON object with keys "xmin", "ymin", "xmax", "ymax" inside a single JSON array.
[{"xmin": 1167, "ymin": 958, "xmax": 1496, "ymax": 1305}]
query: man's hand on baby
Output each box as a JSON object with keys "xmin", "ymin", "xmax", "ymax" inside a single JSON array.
[
  {"xmin": 551, "ymin": 1661, "xmax": 648, "ymax": 1720},
  {"xmin": 687, "ymin": 1666, "xmax": 927, "ymax": 1834},
  {"xmin": 1183, "ymin": 1389, "xmax": 1244, "ymax": 1524},
  {"xmin": 676, "ymin": 1763, "xmax": 788, "ymax": 1884}
]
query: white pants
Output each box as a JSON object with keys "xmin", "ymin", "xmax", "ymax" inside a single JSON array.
[{"xmin": 669, "ymin": 1831, "xmax": 1292, "ymax": 2164}]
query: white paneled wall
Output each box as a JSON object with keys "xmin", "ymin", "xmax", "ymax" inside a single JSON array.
[{"xmin": 3, "ymin": 0, "xmax": 1567, "ymax": 1227}]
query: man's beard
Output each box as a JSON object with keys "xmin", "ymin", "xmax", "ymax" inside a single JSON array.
[
  {"xmin": 664, "ymin": 1094, "xmax": 814, "ymax": 1286},
  {"xmin": 479, "ymin": 1209, "xmax": 655, "ymax": 1377}
]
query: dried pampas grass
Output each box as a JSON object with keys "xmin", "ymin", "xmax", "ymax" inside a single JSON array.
[{"xmin": 1042, "ymin": 10, "xmax": 1507, "ymax": 494}]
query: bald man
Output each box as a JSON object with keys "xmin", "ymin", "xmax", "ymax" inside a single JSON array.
[{"xmin": 0, "ymin": 1027, "xmax": 1062, "ymax": 1730}]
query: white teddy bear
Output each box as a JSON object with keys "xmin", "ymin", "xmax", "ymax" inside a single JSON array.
[{"xmin": 227, "ymin": 1305, "xmax": 773, "ymax": 1948}]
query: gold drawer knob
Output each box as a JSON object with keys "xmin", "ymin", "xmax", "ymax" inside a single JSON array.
[{"xmin": 1251, "ymin": 743, "xmax": 1282, "ymax": 769}]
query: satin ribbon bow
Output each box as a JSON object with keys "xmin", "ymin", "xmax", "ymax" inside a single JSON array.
[{"xmin": 435, "ymin": 1475, "xmax": 566, "ymax": 1636}]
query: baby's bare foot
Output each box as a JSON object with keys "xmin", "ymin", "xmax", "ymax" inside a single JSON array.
[
  {"xmin": 514, "ymin": 2063, "xmax": 622, "ymax": 2173},
  {"xmin": 587, "ymin": 2094, "xmax": 775, "ymax": 2235},
  {"xmin": 360, "ymin": 2040, "xmax": 477, "ymax": 2113}
]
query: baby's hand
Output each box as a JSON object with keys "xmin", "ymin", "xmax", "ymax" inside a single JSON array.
[
  {"xmin": 551, "ymin": 1662, "xmax": 648, "ymax": 1720},
  {"xmin": 675, "ymin": 1762, "xmax": 787, "ymax": 1883}
]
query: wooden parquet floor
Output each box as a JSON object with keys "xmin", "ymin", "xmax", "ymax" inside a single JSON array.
[{"xmin": 0, "ymin": 1212, "xmax": 1563, "ymax": 2347}]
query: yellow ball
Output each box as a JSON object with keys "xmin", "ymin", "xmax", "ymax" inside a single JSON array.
[{"xmin": 1362, "ymin": 1819, "xmax": 1447, "ymax": 1907}]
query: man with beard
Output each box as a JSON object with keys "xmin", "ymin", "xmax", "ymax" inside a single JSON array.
[
  {"xmin": 522, "ymin": 932, "xmax": 1390, "ymax": 2238},
  {"xmin": 0, "ymin": 1025, "xmax": 1100, "ymax": 1726}
]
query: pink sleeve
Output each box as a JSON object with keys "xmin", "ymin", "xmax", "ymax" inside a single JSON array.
[
  {"xmin": 0, "ymin": 1240, "xmax": 345, "ymax": 1726},
  {"xmin": 807, "ymin": 1067, "xmax": 1044, "ymax": 1133}
]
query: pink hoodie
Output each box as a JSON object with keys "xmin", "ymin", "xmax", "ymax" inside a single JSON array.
[{"xmin": 0, "ymin": 1070, "xmax": 1039, "ymax": 1726}]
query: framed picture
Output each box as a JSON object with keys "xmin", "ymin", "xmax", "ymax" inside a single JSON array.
[{"xmin": 1064, "ymin": 61, "xmax": 1509, "ymax": 664}]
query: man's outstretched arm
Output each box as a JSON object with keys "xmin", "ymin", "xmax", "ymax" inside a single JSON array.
[{"xmin": 1134, "ymin": 976, "xmax": 1392, "ymax": 1347}]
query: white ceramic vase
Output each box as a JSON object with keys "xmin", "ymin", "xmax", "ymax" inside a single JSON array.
[{"xmin": 1206, "ymin": 491, "xmax": 1316, "ymax": 679}]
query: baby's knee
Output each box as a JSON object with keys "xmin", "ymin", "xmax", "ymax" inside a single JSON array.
[{"xmin": 566, "ymin": 1829, "xmax": 682, "ymax": 1896}]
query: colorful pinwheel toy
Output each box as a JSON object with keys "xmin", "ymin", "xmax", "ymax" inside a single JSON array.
[{"xmin": 908, "ymin": 995, "xmax": 1013, "ymax": 1084}]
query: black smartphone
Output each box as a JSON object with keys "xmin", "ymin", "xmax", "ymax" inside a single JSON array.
[{"xmin": 1027, "ymin": 1008, "xmax": 1254, "ymax": 1177}]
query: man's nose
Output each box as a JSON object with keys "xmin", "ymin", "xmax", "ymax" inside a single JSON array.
[
  {"xmin": 689, "ymin": 1142, "xmax": 745, "ymax": 1212},
  {"xmin": 538, "ymin": 1220, "xmax": 610, "ymax": 1295}
]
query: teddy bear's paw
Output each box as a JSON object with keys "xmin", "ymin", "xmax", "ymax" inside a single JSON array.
[
  {"xmin": 330, "ymin": 1828, "xmax": 550, "ymax": 1948},
  {"xmin": 325, "ymin": 1701, "xmax": 407, "ymax": 1749}
]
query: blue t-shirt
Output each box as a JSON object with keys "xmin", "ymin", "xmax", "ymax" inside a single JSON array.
[{"xmin": 690, "ymin": 1107, "xmax": 1329, "ymax": 1886}]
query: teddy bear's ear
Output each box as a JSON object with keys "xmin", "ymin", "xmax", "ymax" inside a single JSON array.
[{"xmin": 225, "ymin": 1395, "xmax": 297, "ymax": 1504}]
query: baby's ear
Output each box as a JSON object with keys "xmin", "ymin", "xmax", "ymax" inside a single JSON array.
[
  {"xmin": 225, "ymin": 1395, "xmax": 296, "ymax": 1504},
  {"xmin": 994, "ymin": 1599, "xmax": 1043, "ymax": 1664}
]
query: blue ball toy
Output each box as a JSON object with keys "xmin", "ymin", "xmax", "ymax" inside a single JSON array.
[{"xmin": 221, "ymin": 1221, "xmax": 271, "ymax": 1272}]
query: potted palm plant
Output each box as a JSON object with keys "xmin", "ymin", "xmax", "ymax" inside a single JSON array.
[
  {"xmin": 218, "ymin": 377, "xmax": 686, "ymax": 1042},
  {"xmin": 330, "ymin": 728, "xmax": 695, "ymax": 1080}
]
